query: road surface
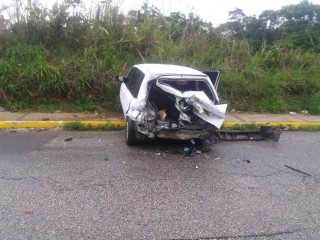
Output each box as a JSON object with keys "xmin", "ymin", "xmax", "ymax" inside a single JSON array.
[{"xmin": 0, "ymin": 130, "xmax": 320, "ymax": 239}]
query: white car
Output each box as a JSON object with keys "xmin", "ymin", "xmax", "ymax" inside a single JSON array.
[{"xmin": 117, "ymin": 64, "xmax": 228, "ymax": 145}]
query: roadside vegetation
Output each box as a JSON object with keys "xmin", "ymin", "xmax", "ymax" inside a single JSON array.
[
  {"xmin": 63, "ymin": 121, "xmax": 124, "ymax": 131},
  {"xmin": 62, "ymin": 121, "xmax": 320, "ymax": 132},
  {"xmin": 0, "ymin": 0, "xmax": 320, "ymax": 114},
  {"xmin": 222, "ymin": 123, "xmax": 320, "ymax": 132}
]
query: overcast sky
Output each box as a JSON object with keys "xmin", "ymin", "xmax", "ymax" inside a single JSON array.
[
  {"xmin": 2, "ymin": 0, "xmax": 320, "ymax": 26},
  {"xmin": 117, "ymin": 0, "xmax": 320, "ymax": 26}
]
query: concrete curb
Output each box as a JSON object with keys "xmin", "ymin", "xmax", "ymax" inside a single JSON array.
[
  {"xmin": 0, "ymin": 120, "xmax": 320, "ymax": 129},
  {"xmin": 222, "ymin": 122, "xmax": 320, "ymax": 128},
  {"xmin": 0, "ymin": 120, "xmax": 126, "ymax": 129}
]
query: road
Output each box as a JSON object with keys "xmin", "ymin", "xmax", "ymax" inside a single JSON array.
[{"xmin": 0, "ymin": 130, "xmax": 320, "ymax": 240}]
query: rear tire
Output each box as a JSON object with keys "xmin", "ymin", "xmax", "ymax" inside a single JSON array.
[{"xmin": 126, "ymin": 117, "xmax": 138, "ymax": 146}]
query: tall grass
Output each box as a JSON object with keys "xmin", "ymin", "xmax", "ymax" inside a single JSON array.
[
  {"xmin": 217, "ymin": 43, "xmax": 320, "ymax": 114},
  {"xmin": 0, "ymin": 1, "xmax": 319, "ymax": 114}
]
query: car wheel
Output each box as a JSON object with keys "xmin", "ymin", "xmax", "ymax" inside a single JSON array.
[{"xmin": 126, "ymin": 117, "xmax": 138, "ymax": 146}]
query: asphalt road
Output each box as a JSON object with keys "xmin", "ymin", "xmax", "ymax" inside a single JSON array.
[{"xmin": 0, "ymin": 130, "xmax": 320, "ymax": 240}]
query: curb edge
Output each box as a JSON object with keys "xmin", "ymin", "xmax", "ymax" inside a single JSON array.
[{"xmin": 1, "ymin": 120, "xmax": 320, "ymax": 129}]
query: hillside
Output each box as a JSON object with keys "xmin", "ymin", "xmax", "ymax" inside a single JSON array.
[{"xmin": 0, "ymin": 0, "xmax": 319, "ymax": 114}]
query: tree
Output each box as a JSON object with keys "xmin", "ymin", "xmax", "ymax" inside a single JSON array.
[
  {"xmin": 217, "ymin": 1, "xmax": 320, "ymax": 52},
  {"xmin": 277, "ymin": 0, "xmax": 320, "ymax": 51}
]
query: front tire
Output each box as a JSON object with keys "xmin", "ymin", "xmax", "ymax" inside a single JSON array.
[{"xmin": 126, "ymin": 117, "xmax": 138, "ymax": 146}]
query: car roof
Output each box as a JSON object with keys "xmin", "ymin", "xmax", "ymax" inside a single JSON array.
[{"xmin": 136, "ymin": 64, "xmax": 207, "ymax": 77}]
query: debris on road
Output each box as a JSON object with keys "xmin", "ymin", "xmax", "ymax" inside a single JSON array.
[
  {"xmin": 184, "ymin": 146, "xmax": 197, "ymax": 157},
  {"xmin": 24, "ymin": 210, "xmax": 34, "ymax": 215},
  {"xmin": 284, "ymin": 165, "xmax": 311, "ymax": 176},
  {"xmin": 215, "ymin": 126, "xmax": 284, "ymax": 142},
  {"xmin": 64, "ymin": 137, "xmax": 73, "ymax": 141}
]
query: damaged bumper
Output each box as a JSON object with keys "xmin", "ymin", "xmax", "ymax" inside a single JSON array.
[{"xmin": 155, "ymin": 128, "xmax": 214, "ymax": 140}]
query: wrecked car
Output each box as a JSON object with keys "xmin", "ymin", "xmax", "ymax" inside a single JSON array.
[{"xmin": 117, "ymin": 64, "xmax": 228, "ymax": 145}]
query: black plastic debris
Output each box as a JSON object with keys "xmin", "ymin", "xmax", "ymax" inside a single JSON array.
[
  {"xmin": 64, "ymin": 137, "xmax": 73, "ymax": 141},
  {"xmin": 284, "ymin": 165, "xmax": 311, "ymax": 176},
  {"xmin": 215, "ymin": 126, "xmax": 284, "ymax": 142},
  {"xmin": 185, "ymin": 146, "xmax": 198, "ymax": 157},
  {"xmin": 201, "ymin": 139, "xmax": 211, "ymax": 152}
]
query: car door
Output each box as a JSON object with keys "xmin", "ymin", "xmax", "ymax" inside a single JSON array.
[
  {"xmin": 201, "ymin": 70, "xmax": 221, "ymax": 91},
  {"xmin": 119, "ymin": 79, "xmax": 131, "ymax": 116},
  {"xmin": 120, "ymin": 67, "xmax": 145, "ymax": 116}
]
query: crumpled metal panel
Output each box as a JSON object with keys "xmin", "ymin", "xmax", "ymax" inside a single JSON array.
[{"xmin": 156, "ymin": 80, "xmax": 227, "ymax": 129}]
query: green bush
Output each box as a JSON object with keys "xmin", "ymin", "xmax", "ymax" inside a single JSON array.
[{"xmin": 0, "ymin": 1, "xmax": 319, "ymax": 114}]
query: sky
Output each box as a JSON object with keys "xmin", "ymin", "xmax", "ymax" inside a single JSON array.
[
  {"xmin": 1, "ymin": 0, "xmax": 320, "ymax": 26},
  {"xmin": 116, "ymin": 0, "xmax": 320, "ymax": 26}
]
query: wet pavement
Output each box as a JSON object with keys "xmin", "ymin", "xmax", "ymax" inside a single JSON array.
[{"xmin": 1, "ymin": 130, "xmax": 320, "ymax": 239}]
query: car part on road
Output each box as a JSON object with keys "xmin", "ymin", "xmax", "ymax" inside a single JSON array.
[{"xmin": 214, "ymin": 126, "xmax": 284, "ymax": 142}]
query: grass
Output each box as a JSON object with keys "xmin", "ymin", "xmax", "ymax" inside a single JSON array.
[
  {"xmin": 222, "ymin": 122, "xmax": 320, "ymax": 132},
  {"xmin": 63, "ymin": 121, "xmax": 125, "ymax": 131},
  {"xmin": 63, "ymin": 121, "xmax": 320, "ymax": 132},
  {"xmin": 0, "ymin": 2, "xmax": 319, "ymax": 115},
  {"xmin": 284, "ymin": 124, "xmax": 320, "ymax": 132},
  {"xmin": 221, "ymin": 122, "xmax": 260, "ymax": 131}
]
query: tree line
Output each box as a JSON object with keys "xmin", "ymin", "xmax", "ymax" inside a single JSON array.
[{"xmin": 0, "ymin": 0, "xmax": 319, "ymax": 114}]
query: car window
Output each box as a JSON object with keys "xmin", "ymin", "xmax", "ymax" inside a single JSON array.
[
  {"xmin": 159, "ymin": 79, "xmax": 214, "ymax": 101},
  {"xmin": 201, "ymin": 70, "xmax": 221, "ymax": 90},
  {"xmin": 126, "ymin": 67, "xmax": 145, "ymax": 98}
]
